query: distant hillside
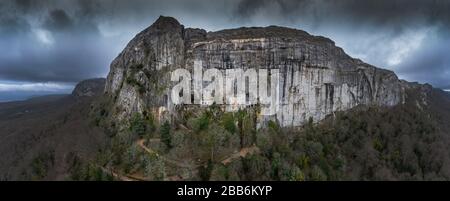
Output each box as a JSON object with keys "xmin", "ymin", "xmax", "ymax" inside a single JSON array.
[{"xmin": 0, "ymin": 79, "xmax": 107, "ymax": 180}]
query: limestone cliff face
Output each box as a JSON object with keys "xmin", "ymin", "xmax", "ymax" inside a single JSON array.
[{"xmin": 105, "ymin": 16, "xmax": 404, "ymax": 127}]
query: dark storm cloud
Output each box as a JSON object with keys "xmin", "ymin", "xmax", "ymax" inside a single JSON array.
[
  {"xmin": 14, "ymin": 0, "xmax": 32, "ymax": 12},
  {"xmin": 43, "ymin": 9, "xmax": 74, "ymax": 31},
  {"xmin": 0, "ymin": 0, "xmax": 449, "ymax": 92},
  {"xmin": 0, "ymin": 0, "xmax": 116, "ymax": 83},
  {"xmin": 232, "ymin": 0, "xmax": 450, "ymax": 87},
  {"xmin": 0, "ymin": 16, "xmax": 30, "ymax": 35},
  {"xmin": 0, "ymin": 0, "xmax": 236, "ymax": 84},
  {"xmin": 234, "ymin": 0, "xmax": 450, "ymax": 28}
]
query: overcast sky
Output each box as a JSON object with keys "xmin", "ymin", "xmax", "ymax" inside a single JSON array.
[{"xmin": 1, "ymin": 0, "xmax": 449, "ymax": 101}]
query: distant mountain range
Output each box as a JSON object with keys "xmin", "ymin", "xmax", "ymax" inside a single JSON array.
[{"xmin": 0, "ymin": 91, "xmax": 68, "ymax": 103}]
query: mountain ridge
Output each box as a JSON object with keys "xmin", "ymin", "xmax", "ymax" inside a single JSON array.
[{"xmin": 105, "ymin": 16, "xmax": 404, "ymax": 127}]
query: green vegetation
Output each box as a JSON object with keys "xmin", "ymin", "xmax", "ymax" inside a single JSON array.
[
  {"xmin": 160, "ymin": 121, "xmax": 172, "ymax": 149},
  {"xmin": 193, "ymin": 113, "xmax": 210, "ymax": 132},
  {"xmin": 129, "ymin": 112, "xmax": 156, "ymax": 138},
  {"xmin": 199, "ymin": 160, "xmax": 214, "ymax": 181},
  {"xmin": 130, "ymin": 113, "xmax": 146, "ymax": 137},
  {"xmin": 76, "ymin": 88, "xmax": 450, "ymax": 181},
  {"xmin": 70, "ymin": 162, "xmax": 114, "ymax": 181},
  {"xmin": 126, "ymin": 76, "xmax": 146, "ymax": 95},
  {"xmin": 30, "ymin": 151, "xmax": 55, "ymax": 180},
  {"xmin": 222, "ymin": 113, "xmax": 236, "ymax": 134},
  {"xmin": 126, "ymin": 63, "xmax": 147, "ymax": 95}
]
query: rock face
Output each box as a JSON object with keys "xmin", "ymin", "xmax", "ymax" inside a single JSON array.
[
  {"xmin": 105, "ymin": 16, "xmax": 404, "ymax": 127},
  {"xmin": 72, "ymin": 78, "xmax": 106, "ymax": 98}
]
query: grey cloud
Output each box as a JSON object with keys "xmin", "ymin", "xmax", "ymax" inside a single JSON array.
[
  {"xmin": 14, "ymin": 0, "xmax": 32, "ymax": 12},
  {"xmin": 396, "ymin": 36, "xmax": 450, "ymax": 88},
  {"xmin": 234, "ymin": 0, "xmax": 450, "ymax": 29},
  {"xmin": 43, "ymin": 9, "xmax": 74, "ymax": 31},
  {"xmin": 0, "ymin": 34, "xmax": 114, "ymax": 82},
  {"xmin": 0, "ymin": 16, "xmax": 30, "ymax": 35},
  {"xmin": 0, "ymin": 0, "xmax": 116, "ymax": 83},
  {"xmin": 233, "ymin": 0, "xmax": 450, "ymax": 87},
  {"xmin": 0, "ymin": 0, "xmax": 449, "ymax": 89},
  {"xmin": 235, "ymin": 0, "xmax": 268, "ymax": 19}
]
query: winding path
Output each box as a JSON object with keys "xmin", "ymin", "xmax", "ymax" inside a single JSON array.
[
  {"xmin": 137, "ymin": 139, "xmax": 198, "ymax": 169},
  {"xmin": 220, "ymin": 145, "xmax": 260, "ymax": 165},
  {"xmin": 99, "ymin": 166, "xmax": 139, "ymax": 181},
  {"xmin": 137, "ymin": 139, "xmax": 260, "ymax": 168},
  {"xmin": 102, "ymin": 139, "xmax": 260, "ymax": 181}
]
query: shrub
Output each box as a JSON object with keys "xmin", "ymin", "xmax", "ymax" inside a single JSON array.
[
  {"xmin": 271, "ymin": 152, "xmax": 281, "ymax": 179},
  {"xmin": 310, "ymin": 165, "xmax": 327, "ymax": 181},
  {"xmin": 289, "ymin": 166, "xmax": 305, "ymax": 181},
  {"xmin": 194, "ymin": 113, "xmax": 210, "ymax": 132},
  {"xmin": 222, "ymin": 113, "xmax": 236, "ymax": 134},
  {"xmin": 199, "ymin": 160, "xmax": 214, "ymax": 181},
  {"xmin": 160, "ymin": 121, "xmax": 172, "ymax": 149},
  {"xmin": 130, "ymin": 113, "xmax": 146, "ymax": 137},
  {"xmin": 30, "ymin": 151, "xmax": 55, "ymax": 180}
]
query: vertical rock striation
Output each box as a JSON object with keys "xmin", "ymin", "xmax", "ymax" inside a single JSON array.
[{"xmin": 105, "ymin": 16, "xmax": 404, "ymax": 127}]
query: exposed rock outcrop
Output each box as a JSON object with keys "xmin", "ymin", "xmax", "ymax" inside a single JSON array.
[
  {"xmin": 72, "ymin": 78, "xmax": 106, "ymax": 98},
  {"xmin": 105, "ymin": 16, "xmax": 404, "ymax": 127}
]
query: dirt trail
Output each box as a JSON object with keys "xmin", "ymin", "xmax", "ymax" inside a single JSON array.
[
  {"xmin": 220, "ymin": 145, "xmax": 260, "ymax": 165},
  {"xmin": 138, "ymin": 139, "xmax": 260, "ymax": 167},
  {"xmin": 99, "ymin": 140, "xmax": 261, "ymax": 181},
  {"xmin": 137, "ymin": 139, "xmax": 197, "ymax": 169},
  {"xmin": 99, "ymin": 166, "xmax": 139, "ymax": 181}
]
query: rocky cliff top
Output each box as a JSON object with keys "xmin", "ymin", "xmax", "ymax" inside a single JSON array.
[
  {"xmin": 144, "ymin": 16, "xmax": 336, "ymax": 47},
  {"xmin": 206, "ymin": 26, "xmax": 335, "ymax": 44},
  {"xmin": 126, "ymin": 16, "xmax": 341, "ymax": 55},
  {"xmin": 72, "ymin": 78, "xmax": 105, "ymax": 97}
]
